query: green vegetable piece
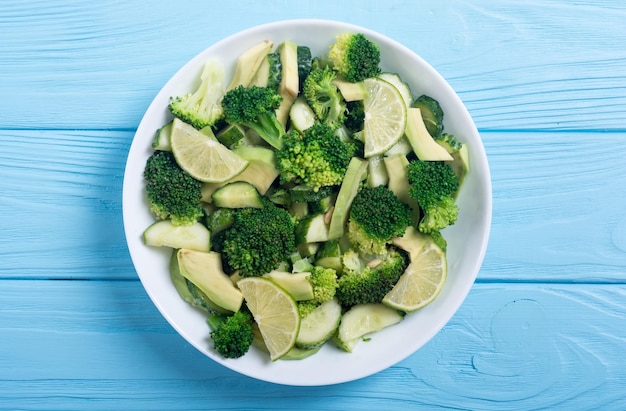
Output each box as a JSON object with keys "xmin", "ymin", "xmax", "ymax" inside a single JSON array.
[
  {"xmin": 144, "ymin": 151, "xmax": 203, "ymax": 226},
  {"xmin": 327, "ymin": 157, "xmax": 368, "ymax": 240},
  {"xmin": 327, "ymin": 33, "xmax": 381, "ymax": 83},
  {"xmin": 177, "ymin": 249, "xmax": 244, "ymax": 313},
  {"xmin": 211, "ymin": 182, "xmax": 263, "ymax": 209},
  {"xmin": 221, "ymin": 201, "xmax": 296, "ymax": 277},
  {"xmin": 412, "ymin": 94, "xmax": 444, "ymax": 137},
  {"xmin": 143, "ymin": 220, "xmax": 210, "ymax": 252},
  {"xmin": 208, "ymin": 311, "xmax": 255, "ymax": 359},
  {"xmin": 296, "ymin": 298, "xmax": 342, "ymax": 349}
]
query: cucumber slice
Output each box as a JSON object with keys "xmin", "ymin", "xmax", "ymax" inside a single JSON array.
[
  {"xmin": 232, "ymin": 145, "xmax": 276, "ymax": 167},
  {"xmin": 335, "ymin": 303, "xmax": 404, "ymax": 352},
  {"xmin": 289, "ymin": 97, "xmax": 316, "ymax": 132},
  {"xmin": 412, "ymin": 94, "xmax": 444, "ymax": 137},
  {"xmin": 289, "ymin": 185, "xmax": 336, "ymax": 203},
  {"xmin": 296, "ymin": 298, "xmax": 342, "ymax": 349},
  {"xmin": 152, "ymin": 121, "xmax": 172, "ymax": 151},
  {"xmin": 295, "ymin": 213, "xmax": 330, "ymax": 244},
  {"xmin": 216, "ymin": 124, "xmax": 246, "ymax": 147},
  {"xmin": 143, "ymin": 220, "xmax": 210, "ymax": 252},
  {"xmin": 281, "ymin": 344, "xmax": 322, "ymax": 360},
  {"xmin": 314, "ymin": 239, "xmax": 342, "ymax": 272},
  {"xmin": 379, "ymin": 72, "xmax": 412, "ymax": 108},
  {"xmin": 211, "ymin": 182, "xmax": 263, "ymax": 208}
]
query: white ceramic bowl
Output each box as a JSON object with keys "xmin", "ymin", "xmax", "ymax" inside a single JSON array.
[{"xmin": 123, "ymin": 19, "xmax": 492, "ymax": 386}]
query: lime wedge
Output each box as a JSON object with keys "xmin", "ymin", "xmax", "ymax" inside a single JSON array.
[
  {"xmin": 382, "ymin": 241, "xmax": 447, "ymax": 312},
  {"xmin": 362, "ymin": 78, "xmax": 407, "ymax": 157},
  {"xmin": 170, "ymin": 118, "xmax": 248, "ymax": 183},
  {"xmin": 237, "ymin": 277, "xmax": 300, "ymax": 361}
]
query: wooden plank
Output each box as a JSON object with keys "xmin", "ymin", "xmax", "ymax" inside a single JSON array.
[
  {"xmin": 2, "ymin": 129, "xmax": 624, "ymax": 282},
  {"xmin": 0, "ymin": 1, "xmax": 625, "ymax": 130},
  {"xmin": 0, "ymin": 130, "xmax": 133, "ymax": 280},
  {"xmin": 1, "ymin": 280, "xmax": 626, "ymax": 410}
]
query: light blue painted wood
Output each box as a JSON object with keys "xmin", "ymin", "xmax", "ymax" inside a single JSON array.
[
  {"xmin": 2, "ymin": 0, "xmax": 626, "ymax": 409},
  {"xmin": 1, "ymin": 280, "xmax": 626, "ymax": 410},
  {"xmin": 1, "ymin": 0, "xmax": 625, "ymax": 130},
  {"xmin": 1, "ymin": 130, "xmax": 623, "ymax": 282}
]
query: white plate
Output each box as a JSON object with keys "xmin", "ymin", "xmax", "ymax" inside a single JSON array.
[{"xmin": 122, "ymin": 19, "xmax": 492, "ymax": 386}]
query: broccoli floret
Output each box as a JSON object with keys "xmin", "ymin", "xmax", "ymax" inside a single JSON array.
[
  {"xmin": 433, "ymin": 133, "xmax": 463, "ymax": 153},
  {"xmin": 221, "ymin": 201, "xmax": 296, "ymax": 277},
  {"xmin": 407, "ymin": 160, "xmax": 460, "ymax": 234},
  {"xmin": 221, "ymin": 85, "xmax": 285, "ymax": 149},
  {"xmin": 327, "ymin": 33, "xmax": 381, "ymax": 83},
  {"xmin": 168, "ymin": 60, "xmax": 225, "ymax": 130},
  {"xmin": 336, "ymin": 248, "xmax": 409, "ymax": 307},
  {"xmin": 143, "ymin": 151, "xmax": 203, "ymax": 226},
  {"xmin": 418, "ymin": 196, "xmax": 459, "ymax": 234},
  {"xmin": 308, "ymin": 266, "xmax": 339, "ymax": 304},
  {"xmin": 207, "ymin": 311, "xmax": 254, "ymax": 359},
  {"xmin": 276, "ymin": 123, "xmax": 353, "ymax": 191},
  {"xmin": 298, "ymin": 300, "xmax": 320, "ymax": 318},
  {"xmin": 303, "ymin": 66, "xmax": 346, "ymax": 130},
  {"xmin": 347, "ymin": 186, "xmax": 413, "ymax": 255}
]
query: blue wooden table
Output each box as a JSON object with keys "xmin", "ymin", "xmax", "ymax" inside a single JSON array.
[{"xmin": 2, "ymin": 1, "xmax": 625, "ymax": 409}]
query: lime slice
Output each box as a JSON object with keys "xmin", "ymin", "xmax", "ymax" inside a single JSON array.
[
  {"xmin": 170, "ymin": 118, "xmax": 248, "ymax": 183},
  {"xmin": 237, "ymin": 277, "xmax": 300, "ymax": 361},
  {"xmin": 362, "ymin": 78, "xmax": 407, "ymax": 157},
  {"xmin": 382, "ymin": 242, "xmax": 447, "ymax": 312}
]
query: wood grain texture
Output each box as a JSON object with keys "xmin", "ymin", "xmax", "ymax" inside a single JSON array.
[
  {"xmin": 2, "ymin": 0, "xmax": 626, "ymax": 409},
  {"xmin": 1, "ymin": 280, "xmax": 626, "ymax": 410},
  {"xmin": 1, "ymin": 0, "xmax": 625, "ymax": 130},
  {"xmin": 2, "ymin": 129, "xmax": 623, "ymax": 282}
]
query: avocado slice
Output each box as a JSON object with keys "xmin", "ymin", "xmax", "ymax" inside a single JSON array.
[
  {"xmin": 227, "ymin": 40, "xmax": 274, "ymax": 90},
  {"xmin": 405, "ymin": 107, "xmax": 453, "ymax": 161},
  {"xmin": 176, "ymin": 249, "xmax": 243, "ymax": 313}
]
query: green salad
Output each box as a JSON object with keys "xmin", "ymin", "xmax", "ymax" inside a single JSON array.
[{"xmin": 141, "ymin": 32, "xmax": 470, "ymax": 361}]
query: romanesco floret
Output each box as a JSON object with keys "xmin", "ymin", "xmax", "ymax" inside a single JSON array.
[
  {"xmin": 221, "ymin": 85, "xmax": 284, "ymax": 149},
  {"xmin": 168, "ymin": 60, "xmax": 225, "ymax": 130},
  {"xmin": 347, "ymin": 186, "xmax": 413, "ymax": 255},
  {"xmin": 276, "ymin": 123, "xmax": 353, "ymax": 191},
  {"xmin": 207, "ymin": 310, "xmax": 254, "ymax": 359},
  {"xmin": 303, "ymin": 66, "xmax": 346, "ymax": 130},
  {"xmin": 221, "ymin": 200, "xmax": 296, "ymax": 277},
  {"xmin": 336, "ymin": 248, "xmax": 409, "ymax": 307},
  {"xmin": 406, "ymin": 160, "xmax": 460, "ymax": 235},
  {"xmin": 143, "ymin": 151, "xmax": 203, "ymax": 226},
  {"xmin": 327, "ymin": 33, "xmax": 381, "ymax": 83}
]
